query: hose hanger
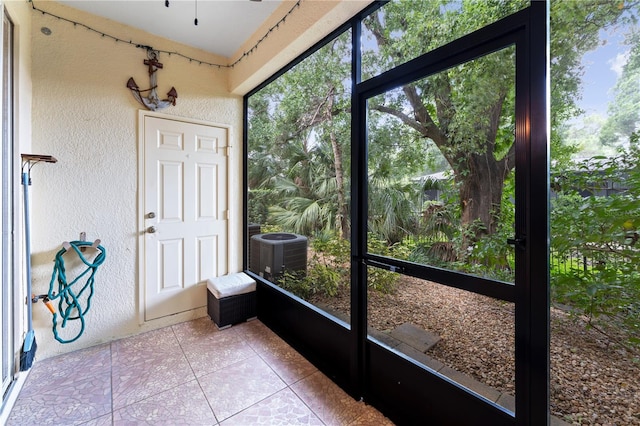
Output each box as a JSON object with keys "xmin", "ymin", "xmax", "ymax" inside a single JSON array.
[{"xmin": 21, "ymin": 154, "xmax": 57, "ymax": 184}]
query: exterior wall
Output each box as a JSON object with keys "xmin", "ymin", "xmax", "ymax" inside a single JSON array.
[{"xmin": 28, "ymin": 1, "xmax": 241, "ymax": 359}]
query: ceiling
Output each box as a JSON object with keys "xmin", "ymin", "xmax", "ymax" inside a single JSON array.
[{"xmin": 56, "ymin": 0, "xmax": 283, "ymax": 58}]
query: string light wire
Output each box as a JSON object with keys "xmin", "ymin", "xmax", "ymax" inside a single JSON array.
[{"xmin": 29, "ymin": 0, "xmax": 303, "ymax": 69}]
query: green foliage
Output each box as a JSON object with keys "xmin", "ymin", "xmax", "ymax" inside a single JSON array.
[
  {"xmin": 367, "ymin": 110, "xmax": 433, "ymax": 180},
  {"xmin": 362, "ymin": 0, "xmax": 528, "ymax": 78},
  {"xmin": 306, "ymin": 233, "xmax": 351, "ymax": 296},
  {"xmin": 248, "ymin": 189, "xmax": 278, "ymax": 225},
  {"xmin": 600, "ymin": 30, "xmax": 640, "ymax": 148},
  {"xmin": 258, "ymin": 224, "xmax": 283, "ymax": 234},
  {"xmin": 367, "ymin": 267, "xmax": 399, "ymax": 295},
  {"xmin": 305, "ymin": 236, "xmax": 349, "ymax": 297},
  {"xmin": 277, "ymin": 233, "xmax": 349, "ymax": 299},
  {"xmin": 247, "ymin": 31, "xmax": 353, "ymax": 238},
  {"xmin": 464, "ymin": 232, "xmax": 515, "ymax": 282},
  {"xmin": 550, "ymin": 0, "xmax": 634, "ymax": 122},
  {"xmin": 550, "ymin": 0, "xmax": 637, "ymax": 170},
  {"xmin": 421, "ymin": 200, "xmax": 458, "ymax": 241},
  {"xmin": 551, "ymin": 145, "xmax": 640, "ymax": 346},
  {"xmin": 247, "ymin": 0, "xmax": 640, "ymax": 349},
  {"xmin": 277, "ymin": 232, "xmax": 400, "ymax": 300},
  {"xmin": 464, "ymin": 172, "xmax": 516, "ymax": 280},
  {"xmin": 366, "ymin": 3, "xmax": 520, "ymax": 241},
  {"xmin": 277, "ymin": 270, "xmax": 312, "ymax": 299},
  {"xmin": 366, "ymin": 234, "xmax": 403, "ymax": 294},
  {"xmin": 415, "ymin": 196, "xmax": 516, "ymax": 282},
  {"xmin": 561, "ymin": 114, "xmax": 619, "ymax": 158},
  {"xmin": 367, "ymin": 177, "xmax": 421, "ymax": 244}
]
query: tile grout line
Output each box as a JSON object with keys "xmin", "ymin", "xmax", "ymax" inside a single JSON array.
[
  {"xmin": 288, "ymin": 384, "xmax": 330, "ymax": 425},
  {"xmin": 214, "ymin": 323, "xmax": 313, "ymax": 424},
  {"xmin": 252, "ymin": 347, "xmax": 330, "ymax": 425},
  {"xmin": 214, "ymin": 327, "xmax": 287, "ymax": 424},
  {"xmin": 109, "ymin": 327, "xmax": 203, "ymax": 422},
  {"xmin": 170, "ymin": 324, "xmax": 221, "ymax": 425},
  {"xmin": 221, "ymin": 344, "xmax": 327, "ymax": 426}
]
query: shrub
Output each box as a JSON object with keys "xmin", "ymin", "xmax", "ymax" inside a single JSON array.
[
  {"xmin": 278, "ymin": 233, "xmax": 349, "ymax": 299},
  {"xmin": 551, "ymin": 145, "xmax": 640, "ymax": 347}
]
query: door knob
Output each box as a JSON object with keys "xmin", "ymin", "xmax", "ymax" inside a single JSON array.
[
  {"xmin": 147, "ymin": 226, "xmax": 157, "ymax": 234},
  {"xmin": 147, "ymin": 212, "xmax": 156, "ymax": 219}
]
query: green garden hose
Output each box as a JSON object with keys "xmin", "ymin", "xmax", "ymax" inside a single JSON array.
[{"xmin": 46, "ymin": 240, "xmax": 106, "ymax": 344}]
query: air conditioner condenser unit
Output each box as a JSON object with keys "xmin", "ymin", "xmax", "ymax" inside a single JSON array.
[{"xmin": 249, "ymin": 233, "xmax": 308, "ymax": 281}]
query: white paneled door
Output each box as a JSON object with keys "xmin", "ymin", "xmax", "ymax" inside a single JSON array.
[{"xmin": 143, "ymin": 115, "xmax": 228, "ymax": 321}]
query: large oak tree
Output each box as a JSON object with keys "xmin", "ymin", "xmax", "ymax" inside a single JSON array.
[{"xmin": 364, "ymin": 0, "xmax": 634, "ymax": 243}]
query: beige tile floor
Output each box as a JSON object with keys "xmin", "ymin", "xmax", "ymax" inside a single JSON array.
[{"xmin": 7, "ymin": 318, "xmax": 394, "ymax": 425}]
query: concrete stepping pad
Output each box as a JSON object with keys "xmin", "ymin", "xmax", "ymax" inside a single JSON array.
[{"xmin": 389, "ymin": 322, "xmax": 441, "ymax": 353}]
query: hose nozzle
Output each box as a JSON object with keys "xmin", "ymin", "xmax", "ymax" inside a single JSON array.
[{"xmin": 33, "ymin": 294, "xmax": 56, "ymax": 314}]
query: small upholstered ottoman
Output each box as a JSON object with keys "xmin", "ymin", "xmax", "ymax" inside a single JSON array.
[{"xmin": 207, "ymin": 272, "xmax": 257, "ymax": 329}]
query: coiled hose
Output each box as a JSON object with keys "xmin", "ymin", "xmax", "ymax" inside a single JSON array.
[{"xmin": 47, "ymin": 240, "xmax": 106, "ymax": 344}]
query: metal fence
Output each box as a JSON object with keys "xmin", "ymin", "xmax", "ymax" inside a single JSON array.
[{"xmin": 550, "ymin": 245, "xmax": 636, "ymax": 275}]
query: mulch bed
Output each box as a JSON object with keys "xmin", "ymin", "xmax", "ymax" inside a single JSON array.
[{"xmin": 309, "ymin": 275, "xmax": 640, "ymax": 425}]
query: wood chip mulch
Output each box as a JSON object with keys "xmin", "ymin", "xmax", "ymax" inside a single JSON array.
[{"xmin": 309, "ymin": 276, "xmax": 640, "ymax": 425}]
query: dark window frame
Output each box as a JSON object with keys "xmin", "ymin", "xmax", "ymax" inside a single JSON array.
[{"xmin": 244, "ymin": 2, "xmax": 549, "ymax": 424}]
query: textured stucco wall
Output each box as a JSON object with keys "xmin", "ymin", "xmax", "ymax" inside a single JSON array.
[{"xmin": 28, "ymin": 1, "xmax": 243, "ymax": 359}]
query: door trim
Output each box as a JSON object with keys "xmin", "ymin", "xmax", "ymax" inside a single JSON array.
[
  {"xmin": 1, "ymin": 2, "xmax": 16, "ymax": 406},
  {"xmin": 137, "ymin": 110, "xmax": 233, "ymax": 325}
]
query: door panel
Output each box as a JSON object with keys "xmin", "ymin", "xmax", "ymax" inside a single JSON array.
[
  {"xmin": 353, "ymin": 6, "xmax": 547, "ymax": 421},
  {"xmin": 364, "ymin": 46, "xmax": 517, "ymax": 409},
  {"xmin": 144, "ymin": 116, "xmax": 228, "ymax": 321}
]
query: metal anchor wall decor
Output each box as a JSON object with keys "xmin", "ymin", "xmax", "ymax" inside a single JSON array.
[{"xmin": 126, "ymin": 49, "xmax": 177, "ymax": 111}]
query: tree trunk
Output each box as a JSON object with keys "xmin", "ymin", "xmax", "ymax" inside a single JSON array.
[
  {"xmin": 373, "ymin": 82, "xmax": 514, "ymax": 245},
  {"xmin": 458, "ymin": 154, "xmax": 508, "ymax": 246},
  {"xmin": 326, "ymin": 94, "xmax": 349, "ymax": 240}
]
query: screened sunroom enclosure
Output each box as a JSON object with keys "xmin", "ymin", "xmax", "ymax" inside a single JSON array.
[{"xmin": 244, "ymin": 1, "xmax": 548, "ymax": 425}]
